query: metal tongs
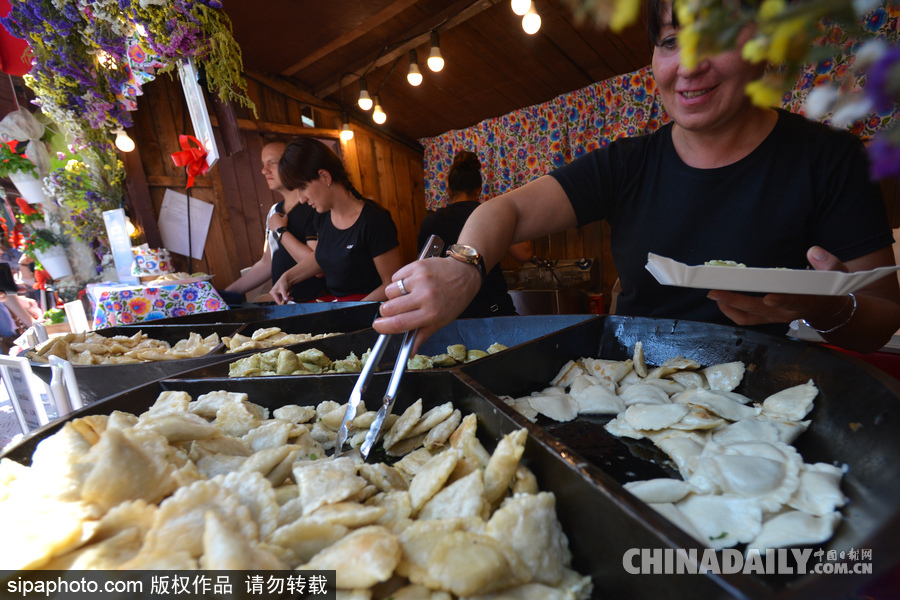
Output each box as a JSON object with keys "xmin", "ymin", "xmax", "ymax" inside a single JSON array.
[{"xmin": 334, "ymin": 234, "xmax": 444, "ymax": 460}]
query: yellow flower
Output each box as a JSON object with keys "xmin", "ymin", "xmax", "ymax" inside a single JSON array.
[
  {"xmin": 745, "ymin": 79, "xmax": 783, "ymax": 107},
  {"xmin": 741, "ymin": 38, "xmax": 769, "ymax": 63},
  {"xmin": 759, "ymin": 0, "xmax": 786, "ymax": 21},
  {"xmin": 768, "ymin": 18, "xmax": 808, "ymax": 63},
  {"xmin": 675, "ymin": 0, "xmax": 695, "ymax": 26},
  {"xmin": 678, "ymin": 24, "xmax": 701, "ymax": 70},
  {"xmin": 610, "ymin": 0, "xmax": 641, "ymax": 32}
]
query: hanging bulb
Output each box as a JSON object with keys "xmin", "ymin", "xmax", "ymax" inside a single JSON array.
[
  {"xmin": 115, "ymin": 128, "xmax": 135, "ymax": 152},
  {"xmin": 340, "ymin": 113, "xmax": 354, "ymax": 141},
  {"xmin": 427, "ymin": 31, "xmax": 444, "ymax": 72},
  {"xmin": 511, "ymin": 0, "xmax": 531, "ymax": 16},
  {"xmin": 125, "ymin": 217, "xmax": 136, "ymax": 237},
  {"xmin": 372, "ymin": 96, "xmax": 386, "ymax": 124},
  {"xmin": 358, "ymin": 79, "xmax": 373, "ymax": 111},
  {"xmin": 522, "ymin": 5, "xmax": 541, "ymax": 34},
  {"xmin": 407, "ymin": 50, "xmax": 423, "ymax": 86}
]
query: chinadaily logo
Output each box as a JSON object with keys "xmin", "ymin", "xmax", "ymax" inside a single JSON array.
[{"xmin": 623, "ymin": 547, "xmax": 873, "ymax": 575}]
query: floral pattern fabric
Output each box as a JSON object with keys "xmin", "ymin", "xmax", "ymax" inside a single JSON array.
[
  {"xmin": 88, "ymin": 281, "xmax": 225, "ymax": 329},
  {"xmin": 421, "ymin": 8, "xmax": 898, "ymax": 210}
]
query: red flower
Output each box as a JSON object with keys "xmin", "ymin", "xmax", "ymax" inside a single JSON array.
[
  {"xmin": 15, "ymin": 197, "xmax": 40, "ymax": 216},
  {"xmin": 33, "ymin": 269, "xmax": 51, "ymax": 290}
]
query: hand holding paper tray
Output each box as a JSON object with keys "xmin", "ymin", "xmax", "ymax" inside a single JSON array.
[{"xmin": 645, "ymin": 253, "xmax": 900, "ymax": 296}]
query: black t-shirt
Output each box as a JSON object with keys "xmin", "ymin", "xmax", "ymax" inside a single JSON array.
[
  {"xmin": 314, "ymin": 200, "xmax": 399, "ymax": 298},
  {"xmin": 549, "ymin": 109, "xmax": 891, "ymax": 334},
  {"xmin": 417, "ymin": 201, "xmax": 517, "ymax": 318},
  {"xmin": 269, "ymin": 201, "xmax": 325, "ymax": 301}
]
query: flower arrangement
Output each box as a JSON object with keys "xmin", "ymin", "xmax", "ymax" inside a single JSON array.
[
  {"xmin": 0, "ymin": 140, "xmax": 37, "ymax": 179},
  {"xmin": 563, "ymin": 0, "xmax": 900, "ymax": 179}
]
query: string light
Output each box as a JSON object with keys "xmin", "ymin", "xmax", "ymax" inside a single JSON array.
[
  {"xmin": 511, "ymin": 0, "xmax": 531, "ymax": 16},
  {"xmin": 407, "ymin": 50, "xmax": 423, "ymax": 86},
  {"xmin": 372, "ymin": 95, "xmax": 386, "ymax": 124},
  {"xmin": 114, "ymin": 128, "xmax": 135, "ymax": 152},
  {"xmin": 427, "ymin": 31, "xmax": 444, "ymax": 72},
  {"xmin": 358, "ymin": 79, "xmax": 373, "ymax": 111},
  {"xmin": 340, "ymin": 113, "xmax": 354, "ymax": 141},
  {"xmin": 522, "ymin": 5, "xmax": 541, "ymax": 34}
]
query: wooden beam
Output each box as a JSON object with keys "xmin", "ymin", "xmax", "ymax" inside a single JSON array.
[
  {"xmin": 146, "ymin": 175, "xmax": 214, "ymax": 188},
  {"xmin": 209, "ymin": 116, "xmax": 339, "ymax": 139},
  {"xmin": 122, "ymin": 146, "xmax": 163, "ymax": 247},
  {"xmin": 314, "ymin": 0, "xmax": 503, "ymax": 98},
  {"xmin": 281, "ymin": 0, "xmax": 421, "ymax": 77}
]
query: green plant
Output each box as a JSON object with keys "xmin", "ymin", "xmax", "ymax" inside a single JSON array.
[
  {"xmin": 0, "ymin": 140, "xmax": 37, "ymax": 179},
  {"xmin": 43, "ymin": 307, "xmax": 65, "ymax": 324},
  {"xmin": 22, "ymin": 227, "xmax": 66, "ymax": 261}
]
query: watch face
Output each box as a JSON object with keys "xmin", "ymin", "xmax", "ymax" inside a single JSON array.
[{"xmin": 451, "ymin": 244, "xmax": 477, "ymax": 259}]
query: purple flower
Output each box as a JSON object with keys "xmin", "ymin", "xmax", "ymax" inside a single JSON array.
[
  {"xmin": 868, "ymin": 134, "xmax": 900, "ymax": 180},
  {"xmin": 866, "ymin": 47, "xmax": 900, "ymax": 113}
]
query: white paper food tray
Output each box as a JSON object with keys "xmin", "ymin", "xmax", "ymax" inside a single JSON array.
[{"xmin": 645, "ymin": 253, "xmax": 900, "ymax": 296}]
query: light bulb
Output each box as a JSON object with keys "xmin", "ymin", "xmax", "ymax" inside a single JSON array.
[
  {"xmin": 115, "ymin": 128, "xmax": 135, "ymax": 152},
  {"xmin": 427, "ymin": 31, "xmax": 444, "ymax": 72},
  {"xmin": 125, "ymin": 217, "xmax": 136, "ymax": 237},
  {"xmin": 358, "ymin": 80, "xmax": 373, "ymax": 111},
  {"xmin": 522, "ymin": 6, "xmax": 541, "ymax": 34},
  {"xmin": 340, "ymin": 114, "xmax": 354, "ymax": 141},
  {"xmin": 372, "ymin": 96, "xmax": 386, "ymax": 124},
  {"xmin": 511, "ymin": 0, "xmax": 531, "ymax": 16},
  {"xmin": 407, "ymin": 50, "xmax": 423, "ymax": 86}
]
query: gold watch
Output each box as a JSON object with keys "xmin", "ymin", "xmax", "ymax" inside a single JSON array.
[{"xmin": 447, "ymin": 244, "xmax": 486, "ymax": 281}]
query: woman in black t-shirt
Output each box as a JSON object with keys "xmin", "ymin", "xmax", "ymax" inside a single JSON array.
[
  {"xmin": 270, "ymin": 138, "xmax": 402, "ymax": 303},
  {"xmin": 417, "ymin": 150, "xmax": 532, "ymax": 318}
]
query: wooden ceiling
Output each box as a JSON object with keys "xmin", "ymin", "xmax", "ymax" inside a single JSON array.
[{"xmin": 224, "ymin": 0, "xmax": 652, "ymax": 149}]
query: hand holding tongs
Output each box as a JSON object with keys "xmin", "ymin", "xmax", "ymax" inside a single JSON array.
[{"xmin": 334, "ymin": 235, "xmax": 444, "ymax": 460}]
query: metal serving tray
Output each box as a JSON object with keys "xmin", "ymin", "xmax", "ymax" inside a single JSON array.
[
  {"xmin": 1, "ymin": 371, "xmax": 749, "ymax": 599},
  {"xmin": 124, "ymin": 301, "xmax": 376, "ymax": 326},
  {"xmin": 456, "ymin": 315, "xmax": 900, "ymax": 599},
  {"xmin": 166, "ymin": 315, "xmax": 599, "ymax": 379},
  {"xmin": 28, "ymin": 304, "xmax": 382, "ymax": 406}
]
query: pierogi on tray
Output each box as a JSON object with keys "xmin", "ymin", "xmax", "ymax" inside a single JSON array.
[
  {"xmin": 504, "ymin": 341, "xmax": 846, "ymax": 554},
  {"xmin": 0, "ymin": 390, "xmax": 591, "ymax": 599}
]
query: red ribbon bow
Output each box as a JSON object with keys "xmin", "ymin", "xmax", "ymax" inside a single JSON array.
[{"xmin": 170, "ymin": 135, "xmax": 209, "ymax": 189}]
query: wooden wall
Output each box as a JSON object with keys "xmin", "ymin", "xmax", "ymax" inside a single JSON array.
[{"xmin": 125, "ymin": 74, "xmax": 427, "ymax": 289}]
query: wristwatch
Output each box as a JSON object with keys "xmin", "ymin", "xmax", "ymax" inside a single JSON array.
[
  {"xmin": 273, "ymin": 226, "xmax": 287, "ymax": 243},
  {"xmin": 447, "ymin": 243, "xmax": 486, "ymax": 281}
]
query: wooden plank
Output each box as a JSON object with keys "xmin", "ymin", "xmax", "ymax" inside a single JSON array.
[
  {"xmin": 354, "ymin": 132, "xmax": 380, "ymax": 201},
  {"xmin": 121, "ymin": 145, "xmax": 163, "ymax": 248},
  {"xmin": 209, "ymin": 116, "xmax": 339, "ymax": 140},
  {"xmin": 211, "ymin": 95, "xmax": 244, "ymax": 158},
  {"xmin": 243, "ymin": 133, "xmax": 274, "ymax": 261},
  {"xmin": 146, "ymin": 175, "xmax": 214, "ymax": 188},
  {"xmin": 390, "ymin": 149, "xmax": 419, "ymax": 263},
  {"xmin": 341, "ymin": 132, "xmax": 363, "ymax": 193},
  {"xmin": 373, "ymin": 141, "xmax": 407, "ymax": 263},
  {"xmin": 281, "ymin": 0, "xmax": 422, "ymax": 76},
  {"xmin": 208, "ymin": 128, "xmax": 242, "ymax": 286},
  {"xmin": 314, "ymin": 0, "xmax": 504, "ymax": 97},
  {"xmin": 261, "ymin": 85, "xmax": 289, "ymax": 126},
  {"xmin": 285, "ymin": 99, "xmax": 304, "ymax": 127}
]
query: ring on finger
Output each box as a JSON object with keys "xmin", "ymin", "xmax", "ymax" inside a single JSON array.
[{"xmin": 396, "ymin": 278, "xmax": 409, "ymax": 296}]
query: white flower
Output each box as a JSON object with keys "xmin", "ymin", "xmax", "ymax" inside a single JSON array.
[
  {"xmin": 852, "ymin": 0, "xmax": 883, "ymax": 17},
  {"xmin": 804, "ymin": 85, "xmax": 839, "ymax": 119},
  {"xmin": 830, "ymin": 96, "xmax": 874, "ymax": 127},
  {"xmin": 854, "ymin": 38, "xmax": 889, "ymax": 71}
]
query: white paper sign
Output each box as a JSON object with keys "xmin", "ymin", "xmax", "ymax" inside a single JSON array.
[
  {"xmin": 158, "ymin": 188, "xmax": 214, "ymax": 260},
  {"xmin": 0, "ymin": 356, "xmax": 49, "ymax": 433},
  {"xmin": 103, "ymin": 208, "xmax": 139, "ymax": 284}
]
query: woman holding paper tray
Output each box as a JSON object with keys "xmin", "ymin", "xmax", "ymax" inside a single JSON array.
[{"xmin": 373, "ymin": 0, "xmax": 900, "ymax": 354}]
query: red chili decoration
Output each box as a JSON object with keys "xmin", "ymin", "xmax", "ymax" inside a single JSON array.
[
  {"xmin": 15, "ymin": 197, "xmax": 39, "ymax": 215},
  {"xmin": 170, "ymin": 135, "xmax": 209, "ymax": 189},
  {"xmin": 34, "ymin": 269, "xmax": 50, "ymax": 290}
]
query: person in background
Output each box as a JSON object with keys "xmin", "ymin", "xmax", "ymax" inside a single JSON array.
[
  {"xmin": 223, "ymin": 139, "xmax": 324, "ymax": 303},
  {"xmin": 374, "ymin": 0, "xmax": 900, "ymax": 355},
  {"xmin": 417, "ymin": 150, "xmax": 533, "ymax": 318},
  {"xmin": 270, "ymin": 137, "xmax": 403, "ymax": 303}
]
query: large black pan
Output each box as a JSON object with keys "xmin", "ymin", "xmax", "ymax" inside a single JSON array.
[
  {"xmin": 1, "ymin": 371, "xmax": 762, "ymax": 599},
  {"xmin": 456, "ymin": 315, "xmax": 900, "ymax": 599},
  {"xmin": 27, "ymin": 303, "xmax": 382, "ymax": 405},
  {"xmin": 123, "ymin": 301, "xmax": 376, "ymax": 326}
]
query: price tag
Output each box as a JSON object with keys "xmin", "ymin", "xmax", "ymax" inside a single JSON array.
[{"xmin": 0, "ymin": 355, "xmax": 49, "ymax": 433}]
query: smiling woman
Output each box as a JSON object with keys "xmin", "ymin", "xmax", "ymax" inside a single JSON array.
[{"xmin": 374, "ymin": 0, "xmax": 900, "ymax": 356}]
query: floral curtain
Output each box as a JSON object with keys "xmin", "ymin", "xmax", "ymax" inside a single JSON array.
[{"xmin": 421, "ymin": 6, "xmax": 899, "ymax": 211}]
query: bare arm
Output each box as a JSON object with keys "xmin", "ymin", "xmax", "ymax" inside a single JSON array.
[
  {"xmin": 508, "ymin": 240, "xmax": 534, "ymax": 263},
  {"xmin": 710, "ymin": 246, "xmax": 900, "ymax": 353},
  {"xmin": 225, "ymin": 242, "xmax": 272, "ymax": 294},
  {"xmin": 363, "ymin": 246, "xmax": 405, "ymax": 302},
  {"xmin": 270, "ymin": 253, "xmax": 324, "ymax": 304},
  {"xmin": 375, "ymin": 175, "xmax": 577, "ymax": 342}
]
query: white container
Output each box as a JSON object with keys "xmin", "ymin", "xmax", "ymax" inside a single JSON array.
[
  {"xmin": 35, "ymin": 245, "xmax": 73, "ymax": 280},
  {"xmin": 9, "ymin": 170, "xmax": 47, "ymax": 205}
]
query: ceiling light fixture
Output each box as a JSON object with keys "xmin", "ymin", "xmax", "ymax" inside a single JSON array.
[
  {"xmin": 522, "ymin": 5, "xmax": 541, "ymax": 34},
  {"xmin": 340, "ymin": 113, "xmax": 354, "ymax": 141},
  {"xmin": 511, "ymin": 0, "xmax": 531, "ymax": 16},
  {"xmin": 427, "ymin": 31, "xmax": 444, "ymax": 72},
  {"xmin": 372, "ymin": 96, "xmax": 386, "ymax": 124},
  {"xmin": 358, "ymin": 79, "xmax": 373, "ymax": 111},
  {"xmin": 407, "ymin": 50, "xmax": 423, "ymax": 86},
  {"xmin": 114, "ymin": 128, "xmax": 135, "ymax": 152}
]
